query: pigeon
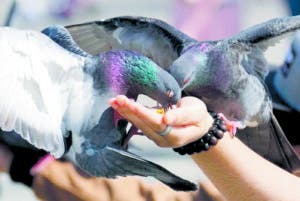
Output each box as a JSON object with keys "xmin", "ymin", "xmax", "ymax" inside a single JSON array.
[
  {"xmin": 64, "ymin": 15, "xmax": 300, "ymax": 171},
  {"xmin": 64, "ymin": 16, "xmax": 274, "ymax": 128},
  {"xmin": 0, "ymin": 26, "xmax": 198, "ymax": 191}
]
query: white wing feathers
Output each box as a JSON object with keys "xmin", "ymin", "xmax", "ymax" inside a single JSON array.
[{"xmin": 0, "ymin": 27, "xmax": 84, "ymax": 158}]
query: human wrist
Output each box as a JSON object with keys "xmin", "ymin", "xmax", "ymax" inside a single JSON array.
[
  {"xmin": 173, "ymin": 112, "xmax": 228, "ymax": 155},
  {"xmin": 190, "ymin": 132, "xmax": 234, "ymax": 171},
  {"xmin": 202, "ymin": 111, "xmax": 215, "ymax": 134}
]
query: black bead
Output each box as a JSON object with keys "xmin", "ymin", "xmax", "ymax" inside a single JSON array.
[
  {"xmin": 203, "ymin": 133, "xmax": 211, "ymax": 141},
  {"xmin": 179, "ymin": 148, "xmax": 187, "ymax": 155},
  {"xmin": 203, "ymin": 143, "xmax": 210, "ymax": 151},
  {"xmin": 209, "ymin": 112, "xmax": 218, "ymax": 118},
  {"xmin": 191, "ymin": 142, "xmax": 198, "ymax": 149},
  {"xmin": 210, "ymin": 126, "xmax": 218, "ymax": 134},
  {"xmin": 214, "ymin": 130, "xmax": 224, "ymax": 139},
  {"xmin": 215, "ymin": 119, "xmax": 223, "ymax": 125},
  {"xmin": 218, "ymin": 124, "xmax": 227, "ymax": 132},
  {"xmin": 209, "ymin": 136, "xmax": 218, "ymax": 145},
  {"xmin": 173, "ymin": 147, "xmax": 183, "ymax": 155},
  {"xmin": 198, "ymin": 138, "xmax": 205, "ymax": 146},
  {"xmin": 186, "ymin": 147, "xmax": 195, "ymax": 155},
  {"xmin": 173, "ymin": 111, "xmax": 228, "ymax": 155}
]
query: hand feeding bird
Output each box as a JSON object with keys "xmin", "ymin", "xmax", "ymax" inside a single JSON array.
[
  {"xmin": 0, "ymin": 26, "xmax": 198, "ymax": 191},
  {"xmin": 64, "ymin": 15, "xmax": 300, "ymax": 172}
]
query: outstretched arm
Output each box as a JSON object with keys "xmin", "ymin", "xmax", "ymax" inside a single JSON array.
[{"xmin": 110, "ymin": 95, "xmax": 300, "ymax": 201}]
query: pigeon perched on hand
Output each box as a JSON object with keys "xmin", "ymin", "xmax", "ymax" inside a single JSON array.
[
  {"xmin": 65, "ymin": 15, "xmax": 300, "ymax": 171},
  {"xmin": 0, "ymin": 26, "xmax": 197, "ymax": 191}
]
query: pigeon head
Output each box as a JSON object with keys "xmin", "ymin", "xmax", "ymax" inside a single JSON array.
[
  {"xmin": 168, "ymin": 43, "xmax": 212, "ymax": 91},
  {"xmin": 99, "ymin": 50, "xmax": 181, "ymax": 107},
  {"xmin": 168, "ymin": 43, "xmax": 271, "ymax": 126}
]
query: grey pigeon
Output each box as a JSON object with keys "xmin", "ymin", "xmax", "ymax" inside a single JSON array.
[
  {"xmin": 0, "ymin": 26, "xmax": 198, "ymax": 191},
  {"xmin": 64, "ymin": 15, "xmax": 300, "ymax": 171},
  {"xmin": 65, "ymin": 16, "xmax": 275, "ymax": 127}
]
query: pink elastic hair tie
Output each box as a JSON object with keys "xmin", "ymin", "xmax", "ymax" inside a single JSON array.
[
  {"xmin": 30, "ymin": 154, "xmax": 55, "ymax": 176},
  {"xmin": 218, "ymin": 113, "xmax": 243, "ymax": 137}
]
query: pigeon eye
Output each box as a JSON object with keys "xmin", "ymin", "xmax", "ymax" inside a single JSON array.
[{"xmin": 166, "ymin": 90, "xmax": 174, "ymax": 98}]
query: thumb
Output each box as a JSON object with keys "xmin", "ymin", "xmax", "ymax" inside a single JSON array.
[{"xmin": 163, "ymin": 97, "xmax": 208, "ymax": 126}]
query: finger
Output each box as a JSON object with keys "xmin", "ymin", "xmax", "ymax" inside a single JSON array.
[
  {"xmin": 111, "ymin": 95, "xmax": 166, "ymax": 132},
  {"xmin": 110, "ymin": 96, "xmax": 167, "ymax": 144},
  {"xmin": 113, "ymin": 98, "xmax": 205, "ymax": 147},
  {"xmin": 127, "ymin": 115, "xmax": 164, "ymax": 144},
  {"xmin": 163, "ymin": 107, "xmax": 201, "ymax": 126},
  {"xmin": 163, "ymin": 97, "xmax": 209, "ymax": 126},
  {"xmin": 110, "ymin": 96, "xmax": 213, "ymax": 148},
  {"xmin": 176, "ymin": 96, "xmax": 205, "ymax": 108}
]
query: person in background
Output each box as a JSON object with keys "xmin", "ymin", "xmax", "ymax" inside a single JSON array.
[
  {"xmin": 0, "ymin": 139, "xmax": 197, "ymax": 201},
  {"xmin": 265, "ymin": 31, "xmax": 300, "ymax": 159},
  {"xmin": 171, "ymin": 0, "xmax": 240, "ymax": 41},
  {"xmin": 287, "ymin": 0, "xmax": 300, "ymax": 16}
]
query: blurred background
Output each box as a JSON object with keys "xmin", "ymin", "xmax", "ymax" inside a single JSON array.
[{"xmin": 0, "ymin": 0, "xmax": 297, "ymax": 200}]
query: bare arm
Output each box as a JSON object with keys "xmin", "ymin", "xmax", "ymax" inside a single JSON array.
[
  {"xmin": 192, "ymin": 134, "xmax": 300, "ymax": 201},
  {"xmin": 110, "ymin": 95, "xmax": 300, "ymax": 201}
]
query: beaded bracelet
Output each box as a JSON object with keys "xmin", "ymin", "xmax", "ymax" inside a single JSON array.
[{"xmin": 173, "ymin": 112, "xmax": 228, "ymax": 155}]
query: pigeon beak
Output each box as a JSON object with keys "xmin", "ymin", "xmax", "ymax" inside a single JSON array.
[
  {"xmin": 166, "ymin": 90, "xmax": 174, "ymax": 99},
  {"xmin": 160, "ymin": 103, "xmax": 173, "ymax": 112}
]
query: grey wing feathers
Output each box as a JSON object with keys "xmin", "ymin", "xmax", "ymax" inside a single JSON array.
[
  {"xmin": 236, "ymin": 114, "xmax": 300, "ymax": 172},
  {"xmin": 0, "ymin": 130, "xmax": 38, "ymax": 149},
  {"xmin": 231, "ymin": 15, "xmax": 300, "ymax": 50},
  {"xmin": 269, "ymin": 115, "xmax": 300, "ymax": 171},
  {"xmin": 66, "ymin": 16, "xmax": 197, "ymax": 68},
  {"xmin": 78, "ymin": 146, "xmax": 197, "ymax": 191},
  {"xmin": 41, "ymin": 25, "xmax": 90, "ymax": 57}
]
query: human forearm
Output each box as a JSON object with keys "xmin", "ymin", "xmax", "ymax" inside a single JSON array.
[
  {"xmin": 192, "ymin": 134, "xmax": 300, "ymax": 201},
  {"xmin": 109, "ymin": 96, "xmax": 300, "ymax": 201}
]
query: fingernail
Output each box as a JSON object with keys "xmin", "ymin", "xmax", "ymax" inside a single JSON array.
[
  {"xmin": 111, "ymin": 102, "xmax": 119, "ymax": 109},
  {"xmin": 109, "ymin": 98, "xmax": 116, "ymax": 103},
  {"xmin": 116, "ymin": 96, "xmax": 126, "ymax": 106},
  {"xmin": 109, "ymin": 99, "xmax": 119, "ymax": 109},
  {"xmin": 162, "ymin": 116, "xmax": 167, "ymax": 124}
]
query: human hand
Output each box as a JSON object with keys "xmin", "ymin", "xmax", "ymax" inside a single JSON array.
[
  {"xmin": 32, "ymin": 159, "xmax": 101, "ymax": 201},
  {"xmin": 109, "ymin": 95, "xmax": 214, "ymax": 148},
  {"xmin": 31, "ymin": 157, "xmax": 145, "ymax": 201},
  {"xmin": 0, "ymin": 142, "xmax": 13, "ymax": 172},
  {"xmin": 32, "ymin": 159, "xmax": 195, "ymax": 201}
]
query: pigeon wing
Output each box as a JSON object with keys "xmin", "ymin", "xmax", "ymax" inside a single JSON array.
[
  {"xmin": 0, "ymin": 58, "xmax": 65, "ymax": 158},
  {"xmin": 66, "ymin": 16, "xmax": 197, "ymax": 68},
  {"xmin": 41, "ymin": 25, "xmax": 90, "ymax": 57},
  {"xmin": 231, "ymin": 15, "xmax": 300, "ymax": 50},
  {"xmin": 228, "ymin": 15, "xmax": 300, "ymax": 80},
  {"xmin": 236, "ymin": 114, "xmax": 300, "ymax": 172},
  {"xmin": 0, "ymin": 27, "xmax": 83, "ymax": 158},
  {"xmin": 78, "ymin": 146, "xmax": 197, "ymax": 191}
]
